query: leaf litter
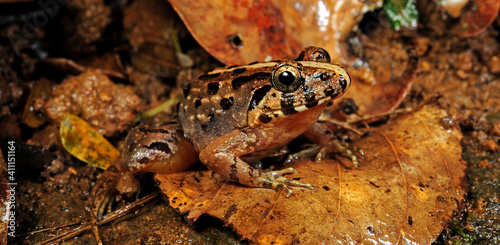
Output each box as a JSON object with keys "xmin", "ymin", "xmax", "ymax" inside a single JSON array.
[{"xmin": 156, "ymin": 103, "xmax": 467, "ymax": 244}]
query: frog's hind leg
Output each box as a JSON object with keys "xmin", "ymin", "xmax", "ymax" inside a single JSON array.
[{"xmin": 291, "ymin": 122, "xmax": 364, "ymax": 166}]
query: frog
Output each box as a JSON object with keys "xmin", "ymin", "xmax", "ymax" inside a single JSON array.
[{"xmin": 122, "ymin": 46, "xmax": 359, "ymax": 197}]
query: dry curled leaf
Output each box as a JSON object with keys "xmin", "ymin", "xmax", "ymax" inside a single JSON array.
[
  {"xmin": 168, "ymin": 0, "xmax": 382, "ymax": 65},
  {"xmin": 328, "ymin": 48, "xmax": 418, "ymax": 123},
  {"xmin": 457, "ymin": 0, "xmax": 500, "ymax": 37},
  {"xmin": 22, "ymin": 79, "xmax": 51, "ymax": 128},
  {"xmin": 156, "ymin": 104, "xmax": 467, "ymax": 244},
  {"xmin": 60, "ymin": 113, "xmax": 120, "ymax": 169}
]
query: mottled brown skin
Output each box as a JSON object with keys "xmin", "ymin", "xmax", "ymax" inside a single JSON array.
[
  {"xmin": 122, "ymin": 122, "xmax": 199, "ymax": 174},
  {"xmin": 123, "ymin": 47, "xmax": 351, "ymax": 195}
]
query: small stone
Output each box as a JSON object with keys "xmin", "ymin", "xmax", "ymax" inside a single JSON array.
[
  {"xmin": 480, "ymin": 139, "xmax": 498, "ymax": 151},
  {"xmin": 456, "ymin": 70, "xmax": 468, "ymax": 79},
  {"xmin": 454, "ymin": 52, "xmax": 473, "ymax": 71},
  {"xmin": 421, "ymin": 61, "xmax": 431, "ymax": 72},
  {"xmin": 477, "ymin": 159, "xmax": 491, "ymax": 168},
  {"xmin": 415, "ymin": 37, "xmax": 430, "ymax": 56},
  {"xmin": 487, "ymin": 56, "xmax": 500, "ymax": 74},
  {"xmin": 493, "ymin": 122, "xmax": 500, "ymax": 137}
]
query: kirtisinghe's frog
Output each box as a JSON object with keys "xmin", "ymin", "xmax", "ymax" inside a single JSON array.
[{"xmin": 123, "ymin": 47, "xmax": 355, "ymax": 196}]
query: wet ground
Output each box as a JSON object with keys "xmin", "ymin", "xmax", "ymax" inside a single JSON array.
[{"xmin": 1, "ymin": 1, "xmax": 499, "ymax": 244}]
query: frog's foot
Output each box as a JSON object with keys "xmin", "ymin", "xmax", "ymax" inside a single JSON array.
[
  {"xmin": 315, "ymin": 140, "xmax": 365, "ymax": 166},
  {"xmin": 286, "ymin": 141, "xmax": 364, "ymax": 166},
  {"xmin": 86, "ymin": 166, "xmax": 120, "ymax": 245},
  {"xmin": 258, "ymin": 167, "xmax": 315, "ymax": 198},
  {"xmin": 285, "ymin": 145, "xmax": 321, "ymax": 163},
  {"xmin": 87, "ymin": 167, "xmax": 119, "ymax": 220}
]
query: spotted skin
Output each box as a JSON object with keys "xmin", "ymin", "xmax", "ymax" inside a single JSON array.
[
  {"xmin": 179, "ymin": 55, "xmax": 350, "ymax": 150},
  {"xmin": 126, "ymin": 47, "xmax": 351, "ymax": 196}
]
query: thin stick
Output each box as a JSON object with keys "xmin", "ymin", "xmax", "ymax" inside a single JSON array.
[{"xmin": 36, "ymin": 192, "xmax": 159, "ymax": 245}]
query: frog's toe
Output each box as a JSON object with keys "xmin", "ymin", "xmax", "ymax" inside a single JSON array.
[
  {"xmin": 315, "ymin": 140, "xmax": 364, "ymax": 167},
  {"xmin": 284, "ymin": 145, "xmax": 321, "ymax": 163},
  {"xmin": 259, "ymin": 167, "xmax": 315, "ymax": 198}
]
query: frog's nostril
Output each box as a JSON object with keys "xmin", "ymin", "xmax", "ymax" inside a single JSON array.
[{"xmin": 339, "ymin": 75, "xmax": 349, "ymax": 90}]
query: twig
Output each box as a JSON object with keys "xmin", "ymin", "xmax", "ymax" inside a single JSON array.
[{"xmin": 36, "ymin": 192, "xmax": 159, "ymax": 245}]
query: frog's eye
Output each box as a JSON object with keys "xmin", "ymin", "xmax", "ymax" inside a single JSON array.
[
  {"xmin": 297, "ymin": 46, "xmax": 331, "ymax": 63},
  {"xmin": 271, "ymin": 64, "xmax": 303, "ymax": 93},
  {"xmin": 310, "ymin": 49, "xmax": 331, "ymax": 63}
]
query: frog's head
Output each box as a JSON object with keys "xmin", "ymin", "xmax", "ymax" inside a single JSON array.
[{"xmin": 247, "ymin": 47, "xmax": 350, "ymax": 127}]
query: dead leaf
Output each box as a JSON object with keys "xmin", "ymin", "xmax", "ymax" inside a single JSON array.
[
  {"xmin": 328, "ymin": 48, "xmax": 418, "ymax": 123},
  {"xmin": 349, "ymin": 54, "xmax": 416, "ymax": 115},
  {"xmin": 130, "ymin": 42, "xmax": 179, "ymax": 78},
  {"xmin": 156, "ymin": 104, "xmax": 467, "ymax": 244},
  {"xmin": 22, "ymin": 79, "xmax": 51, "ymax": 128},
  {"xmin": 42, "ymin": 57, "xmax": 126, "ymax": 80},
  {"xmin": 168, "ymin": 0, "xmax": 382, "ymax": 65},
  {"xmin": 457, "ymin": 0, "xmax": 500, "ymax": 37},
  {"xmin": 60, "ymin": 113, "xmax": 120, "ymax": 169}
]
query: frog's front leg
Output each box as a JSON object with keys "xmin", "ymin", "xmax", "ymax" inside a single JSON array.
[
  {"xmin": 287, "ymin": 122, "xmax": 364, "ymax": 165},
  {"xmin": 199, "ymin": 128, "xmax": 314, "ymax": 197}
]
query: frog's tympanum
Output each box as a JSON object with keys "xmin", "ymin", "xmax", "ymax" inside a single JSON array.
[{"xmin": 123, "ymin": 47, "xmax": 355, "ymax": 196}]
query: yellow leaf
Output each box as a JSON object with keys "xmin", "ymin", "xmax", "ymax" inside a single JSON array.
[{"xmin": 60, "ymin": 113, "xmax": 119, "ymax": 169}]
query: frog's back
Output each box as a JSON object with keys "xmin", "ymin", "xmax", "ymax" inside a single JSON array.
[{"xmin": 178, "ymin": 66, "xmax": 274, "ymax": 151}]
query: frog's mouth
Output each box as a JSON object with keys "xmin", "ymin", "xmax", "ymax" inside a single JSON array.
[
  {"xmin": 294, "ymin": 96, "xmax": 333, "ymax": 112},
  {"xmin": 277, "ymin": 94, "xmax": 336, "ymax": 116}
]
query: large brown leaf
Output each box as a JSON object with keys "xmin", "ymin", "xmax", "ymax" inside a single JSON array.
[
  {"xmin": 156, "ymin": 104, "xmax": 467, "ymax": 244},
  {"xmin": 340, "ymin": 49, "xmax": 418, "ymax": 121},
  {"xmin": 168, "ymin": 0, "xmax": 382, "ymax": 65}
]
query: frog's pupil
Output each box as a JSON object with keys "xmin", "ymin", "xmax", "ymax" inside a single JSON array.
[{"xmin": 279, "ymin": 71, "xmax": 295, "ymax": 86}]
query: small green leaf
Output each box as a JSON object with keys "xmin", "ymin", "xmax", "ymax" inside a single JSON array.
[
  {"xmin": 140, "ymin": 93, "xmax": 181, "ymax": 119},
  {"xmin": 383, "ymin": 0, "xmax": 419, "ymax": 31}
]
